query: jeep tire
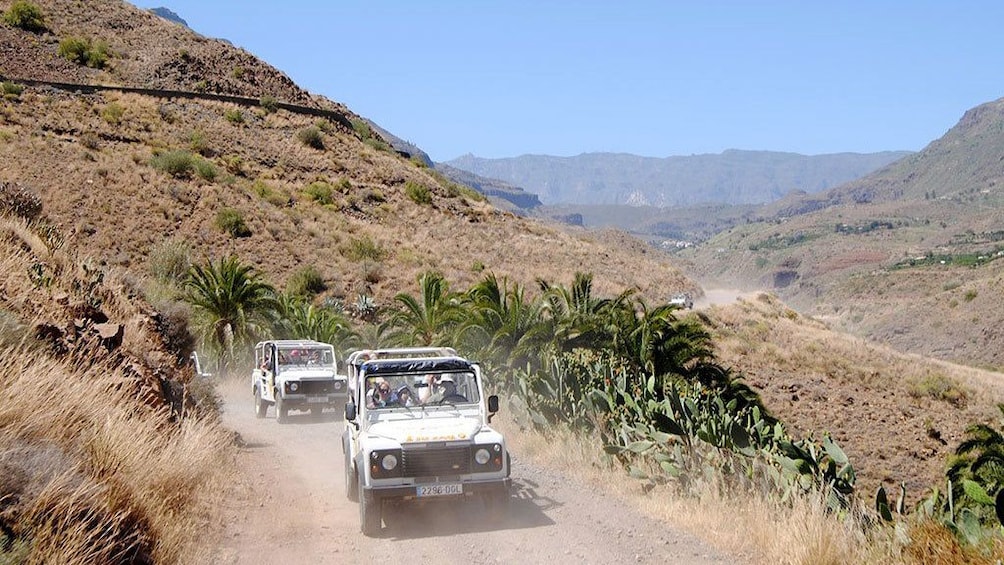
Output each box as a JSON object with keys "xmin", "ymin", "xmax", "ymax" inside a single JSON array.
[
  {"xmin": 359, "ymin": 475, "xmax": 381, "ymax": 536},
  {"xmin": 346, "ymin": 460, "xmax": 359, "ymax": 502},
  {"xmin": 275, "ymin": 395, "xmax": 288, "ymax": 424},
  {"xmin": 253, "ymin": 386, "xmax": 268, "ymax": 419}
]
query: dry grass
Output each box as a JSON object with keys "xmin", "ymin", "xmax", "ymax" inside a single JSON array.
[
  {"xmin": 0, "ymin": 351, "xmax": 234, "ymax": 563},
  {"xmin": 498, "ymin": 410, "xmax": 1004, "ymax": 565}
]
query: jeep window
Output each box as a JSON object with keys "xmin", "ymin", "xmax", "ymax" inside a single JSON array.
[
  {"xmin": 365, "ymin": 372, "xmax": 480, "ymax": 409},
  {"xmin": 278, "ymin": 346, "xmax": 334, "ymax": 368}
]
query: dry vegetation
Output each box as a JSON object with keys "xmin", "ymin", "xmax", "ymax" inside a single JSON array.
[{"xmin": 0, "ymin": 213, "xmax": 233, "ymax": 563}]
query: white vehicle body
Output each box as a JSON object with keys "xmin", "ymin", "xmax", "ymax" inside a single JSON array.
[
  {"xmin": 251, "ymin": 339, "xmax": 348, "ymax": 423},
  {"xmin": 669, "ymin": 292, "xmax": 694, "ymax": 309},
  {"xmin": 342, "ymin": 347, "xmax": 511, "ymax": 536}
]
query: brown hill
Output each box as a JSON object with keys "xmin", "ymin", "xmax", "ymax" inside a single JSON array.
[
  {"xmin": 683, "ymin": 97, "xmax": 1004, "ymax": 370},
  {"xmin": 0, "ymin": 0, "xmax": 695, "ymax": 308}
]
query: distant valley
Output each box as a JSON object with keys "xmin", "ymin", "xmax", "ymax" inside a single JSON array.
[{"xmin": 445, "ymin": 149, "xmax": 910, "ymax": 207}]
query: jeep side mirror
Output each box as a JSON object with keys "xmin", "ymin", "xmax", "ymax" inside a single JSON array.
[
  {"xmin": 487, "ymin": 394, "xmax": 499, "ymax": 423},
  {"xmin": 345, "ymin": 401, "xmax": 356, "ymax": 422}
]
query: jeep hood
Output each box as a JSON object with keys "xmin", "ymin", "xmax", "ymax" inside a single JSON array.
[
  {"xmin": 368, "ymin": 417, "xmax": 482, "ymax": 444},
  {"xmin": 279, "ymin": 368, "xmax": 340, "ymax": 380}
]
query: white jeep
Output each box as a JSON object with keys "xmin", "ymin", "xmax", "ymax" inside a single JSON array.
[
  {"xmin": 251, "ymin": 339, "xmax": 348, "ymax": 423},
  {"xmin": 341, "ymin": 347, "xmax": 511, "ymax": 536}
]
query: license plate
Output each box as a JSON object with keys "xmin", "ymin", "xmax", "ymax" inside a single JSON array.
[
  {"xmin": 417, "ymin": 483, "xmax": 463, "ymax": 497},
  {"xmin": 307, "ymin": 397, "xmax": 328, "ymax": 404}
]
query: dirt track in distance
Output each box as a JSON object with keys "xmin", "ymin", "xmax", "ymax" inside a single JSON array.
[{"xmin": 200, "ymin": 378, "xmax": 734, "ymax": 564}]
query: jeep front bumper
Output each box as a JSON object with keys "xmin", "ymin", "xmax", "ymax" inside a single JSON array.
[{"xmin": 363, "ymin": 478, "xmax": 511, "ymax": 501}]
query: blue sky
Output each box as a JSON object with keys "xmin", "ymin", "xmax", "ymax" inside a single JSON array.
[{"xmin": 130, "ymin": 1, "xmax": 1004, "ymax": 162}]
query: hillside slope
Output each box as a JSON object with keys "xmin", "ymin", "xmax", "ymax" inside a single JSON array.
[
  {"xmin": 0, "ymin": 0, "xmax": 697, "ymax": 308},
  {"xmin": 681, "ymin": 97, "xmax": 1004, "ymax": 369}
]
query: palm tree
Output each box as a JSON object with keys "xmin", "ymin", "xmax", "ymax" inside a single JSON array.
[
  {"xmin": 274, "ymin": 294, "xmax": 360, "ymax": 353},
  {"xmin": 462, "ymin": 273, "xmax": 546, "ymax": 370},
  {"xmin": 388, "ymin": 271, "xmax": 464, "ymax": 346},
  {"xmin": 947, "ymin": 404, "xmax": 1004, "ymax": 514},
  {"xmin": 183, "ymin": 255, "xmax": 277, "ymax": 373}
]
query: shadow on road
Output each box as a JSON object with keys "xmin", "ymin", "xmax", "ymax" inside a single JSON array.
[{"xmin": 379, "ymin": 477, "xmax": 558, "ymax": 540}]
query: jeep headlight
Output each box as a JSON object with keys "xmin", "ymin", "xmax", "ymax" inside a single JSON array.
[
  {"xmin": 472, "ymin": 443, "xmax": 504, "ymax": 471},
  {"xmin": 381, "ymin": 453, "xmax": 398, "ymax": 471},
  {"xmin": 369, "ymin": 449, "xmax": 403, "ymax": 478},
  {"xmin": 289, "ymin": 382, "xmax": 299, "ymax": 392}
]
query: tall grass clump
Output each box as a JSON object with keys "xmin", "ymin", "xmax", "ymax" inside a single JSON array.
[
  {"xmin": 286, "ymin": 265, "xmax": 325, "ymax": 298},
  {"xmin": 303, "ymin": 180, "xmax": 334, "ymax": 205},
  {"xmin": 405, "ymin": 181, "xmax": 432, "ymax": 205},
  {"xmin": 148, "ymin": 238, "xmax": 192, "ymax": 285},
  {"xmin": 0, "ymin": 351, "xmax": 234, "ymax": 564},
  {"xmin": 341, "ymin": 235, "xmax": 385, "ymax": 261},
  {"xmin": 297, "ymin": 126, "xmax": 324, "ymax": 150},
  {"xmin": 150, "ymin": 150, "xmax": 196, "ymax": 179},
  {"xmin": 1, "ymin": 81, "xmax": 25, "ymax": 101},
  {"xmin": 214, "ymin": 208, "xmax": 251, "ymax": 238},
  {"xmin": 3, "ymin": 1, "xmax": 46, "ymax": 32}
]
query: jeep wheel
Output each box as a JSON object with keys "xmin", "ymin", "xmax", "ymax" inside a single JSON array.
[
  {"xmin": 253, "ymin": 386, "xmax": 267, "ymax": 419},
  {"xmin": 275, "ymin": 396, "xmax": 288, "ymax": 424},
  {"xmin": 359, "ymin": 476, "xmax": 381, "ymax": 536},
  {"xmin": 345, "ymin": 460, "xmax": 359, "ymax": 502}
]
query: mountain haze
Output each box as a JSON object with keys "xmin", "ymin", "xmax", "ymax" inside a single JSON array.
[
  {"xmin": 682, "ymin": 96, "xmax": 1004, "ymax": 369},
  {"xmin": 447, "ymin": 149, "xmax": 910, "ymax": 206}
]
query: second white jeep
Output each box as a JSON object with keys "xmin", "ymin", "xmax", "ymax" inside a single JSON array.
[{"xmin": 251, "ymin": 339, "xmax": 348, "ymax": 423}]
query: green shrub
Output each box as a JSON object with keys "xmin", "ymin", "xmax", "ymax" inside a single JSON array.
[
  {"xmin": 405, "ymin": 181, "xmax": 432, "ymax": 205},
  {"xmin": 304, "ymin": 181, "xmax": 334, "ymax": 205},
  {"xmin": 188, "ymin": 130, "xmax": 210, "ymax": 155},
  {"xmin": 148, "ymin": 239, "xmax": 192, "ymax": 284},
  {"xmin": 214, "ymin": 208, "xmax": 251, "ymax": 238},
  {"xmin": 1, "ymin": 81, "xmax": 25, "ymax": 100},
  {"xmin": 286, "ymin": 266, "xmax": 325, "ymax": 297},
  {"xmin": 297, "ymin": 126, "xmax": 324, "ymax": 149},
  {"xmin": 350, "ymin": 118, "xmax": 373, "ymax": 139},
  {"xmin": 57, "ymin": 37, "xmax": 109, "ymax": 69},
  {"xmin": 193, "ymin": 158, "xmax": 216, "ymax": 181},
  {"xmin": 150, "ymin": 150, "xmax": 196, "ymax": 178},
  {"xmin": 3, "ymin": 1, "xmax": 46, "ymax": 32},
  {"xmin": 224, "ymin": 108, "xmax": 244, "ymax": 125},
  {"xmin": 222, "ymin": 154, "xmax": 244, "ymax": 175},
  {"xmin": 964, "ymin": 289, "xmax": 978, "ymax": 302},
  {"xmin": 315, "ymin": 119, "xmax": 334, "ymax": 134},
  {"xmin": 231, "ymin": 66, "xmax": 245, "ymax": 79},
  {"xmin": 341, "ymin": 236, "xmax": 385, "ymax": 261},
  {"xmin": 907, "ymin": 373, "xmax": 969, "ymax": 407},
  {"xmin": 101, "ymin": 103, "xmax": 124, "ymax": 125},
  {"xmin": 259, "ymin": 94, "xmax": 278, "ymax": 113}
]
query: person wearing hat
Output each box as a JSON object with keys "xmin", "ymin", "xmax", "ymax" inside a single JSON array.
[{"xmin": 396, "ymin": 385, "xmax": 415, "ymax": 407}]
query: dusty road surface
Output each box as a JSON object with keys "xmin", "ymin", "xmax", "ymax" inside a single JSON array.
[{"xmin": 202, "ymin": 378, "xmax": 733, "ymax": 565}]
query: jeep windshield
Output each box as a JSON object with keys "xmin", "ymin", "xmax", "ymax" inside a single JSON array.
[
  {"xmin": 277, "ymin": 346, "xmax": 335, "ymax": 369},
  {"xmin": 365, "ymin": 372, "xmax": 480, "ymax": 409}
]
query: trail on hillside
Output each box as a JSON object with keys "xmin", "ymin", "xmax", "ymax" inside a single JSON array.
[{"xmin": 199, "ymin": 379, "xmax": 732, "ymax": 565}]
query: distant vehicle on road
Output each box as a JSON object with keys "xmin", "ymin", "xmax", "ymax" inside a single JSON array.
[
  {"xmin": 669, "ymin": 292, "xmax": 694, "ymax": 309},
  {"xmin": 251, "ymin": 339, "xmax": 348, "ymax": 423}
]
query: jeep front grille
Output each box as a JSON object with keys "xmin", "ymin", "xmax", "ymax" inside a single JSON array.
[
  {"xmin": 402, "ymin": 446, "xmax": 470, "ymax": 476},
  {"xmin": 298, "ymin": 380, "xmax": 335, "ymax": 395}
]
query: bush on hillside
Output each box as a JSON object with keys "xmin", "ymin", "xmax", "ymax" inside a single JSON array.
[
  {"xmin": 1, "ymin": 81, "xmax": 25, "ymax": 101},
  {"xmin": 303, "ymin": 181, "xmax": 334, "ymax": 205},
  {"xmin": 150, "ymin": 150, "xmax": 197, "ymax": 178},
  {"xmin": 286, "ymin": 265, "xmax": 325, "ymax": 297},
  {"xmin": 148, "ymin": 238, "xmax": 192, "ymax": 285},
  {"xmin": 57, "ymin": 37, "xmax": 110, "ymax": 69},
  {"xmin": 0, "ymin": 182, "xmax": 42, "ymax": 220},
  {"xmin": 214, "ymin": 208, "xmax": 251, "ymax": 238},
  {"xmin": 405, "ymin": 181, "xmax": 432, "ymax": 205},
  {"xmin": 3, "ymin": 1, "xmax": 46, "ymax": 32},
  {"xmin": 297, "ymin": 126, "xmax": 324, "ymax": 150}
]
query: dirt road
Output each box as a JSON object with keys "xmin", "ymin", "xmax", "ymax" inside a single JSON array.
[{"xmin": 202, "ymin": 379, "xmax": 732, "ymax": 565}]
